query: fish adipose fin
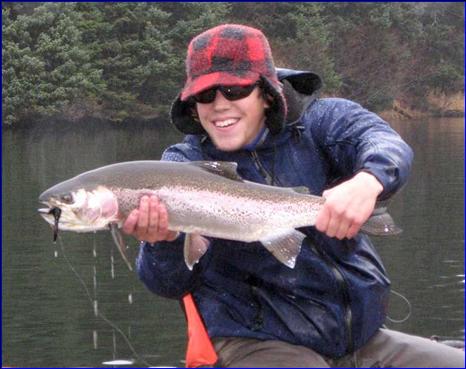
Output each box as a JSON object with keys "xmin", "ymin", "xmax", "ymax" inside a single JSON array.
[
  {"xmin": 189, "ymin": 161, "xmax": 244, "ymax": 182},
  {"xmin": 289, "ymin": 186, "xmax": 311, "ymax": 195},
  {"xmin": 184, "ymin": 233, "xmax": 211, "ymax": 270},
  {"xmin": 109, "ymin": 223, "xmax": 133, "ymax": 271},
  {"xmin": 362, "ymin": 207, "xmax": 403, "ymax": 236},
  {"xmin": 260, "ymin": 230, "xmax": 306, "ymax": 269}
]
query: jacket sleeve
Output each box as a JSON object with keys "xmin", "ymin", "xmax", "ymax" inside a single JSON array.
[
  {"xmin": 308, "ymin": 98, "xmax": 414, "ymax": 200},
  {"xmin": 136, "ymin": 141, "xmax": 204, "ymax": 299}
]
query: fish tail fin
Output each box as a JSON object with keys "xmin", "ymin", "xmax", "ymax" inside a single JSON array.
[
  {"xmin": 260, "ymin": 229, "xmax": 306, "ymax": 268},
  {"xmin": 109, "ymin": 223, "xmax": 133, "ymax": 271},
  {"xmin": 362, "ymin": 207, "xmax": 402, "ymax": 236}
]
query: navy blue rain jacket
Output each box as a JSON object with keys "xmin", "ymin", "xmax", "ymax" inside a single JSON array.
[{"xmin": 136, "ymin": 69, "xmax": 414, "ymax": 358}]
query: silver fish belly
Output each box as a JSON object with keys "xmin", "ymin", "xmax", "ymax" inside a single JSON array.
[{"xmin": 38, "ymin": 160, "xmax": 400, "ymax": 271}]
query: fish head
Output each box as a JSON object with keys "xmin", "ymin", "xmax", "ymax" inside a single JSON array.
[{"xmin": 38, "ymin": 183, "xmax": 119, "ymax": 233}]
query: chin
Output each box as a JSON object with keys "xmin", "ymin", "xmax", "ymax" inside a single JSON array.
[
  {"xmin": 213, "ymin": 140, "xmax": 242, "ymax": 152},
  {"xmin": 215, "ymin": 145, "xmax": 240, "ymax": 152}
]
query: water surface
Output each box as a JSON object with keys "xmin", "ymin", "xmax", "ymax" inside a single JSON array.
[{"xmin": 2, "ymin": 117, "xmax": 464, "ymax": 367}]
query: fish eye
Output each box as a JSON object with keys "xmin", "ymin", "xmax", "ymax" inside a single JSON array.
[{"xmin": 60, "ymin": 193, "xmax": 73, "ymax": 204}]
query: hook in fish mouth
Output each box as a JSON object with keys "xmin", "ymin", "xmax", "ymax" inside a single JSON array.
[
  {"xmin": 38, "ymin": 207, "xmax": 62, "ymax": 242},
  {"xmin": 50, "ymin": 207, "xmax": 61, "ymax": 242}
]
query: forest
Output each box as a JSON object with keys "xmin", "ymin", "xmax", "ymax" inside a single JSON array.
[{"xmin": 2, "ymin": 2, "xmax": 464, "ymax": 126}]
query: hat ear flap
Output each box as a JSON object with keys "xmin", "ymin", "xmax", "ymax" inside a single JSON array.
[
  {"xmin": 170, "ymin": 95, "xmax": 206, "ymax": 135},
  {"xmin": 261, "ymin": 77, "xmax": 287, "ymax": 135}
]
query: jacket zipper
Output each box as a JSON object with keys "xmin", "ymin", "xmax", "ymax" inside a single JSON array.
[
  {"xmin": 250, "ymin": 149, "xmax": 353, "ymax": 354},
  {"xmin": 309, "ymin": 242, "xmax": 354, "ymax": 354},
  {"xmin": 250, "ymin": 151, "xmax": 281, "ymax": 186},
  {"xmin": 248, "ymin": 151, "xmax": 275, "ymax": 331}
]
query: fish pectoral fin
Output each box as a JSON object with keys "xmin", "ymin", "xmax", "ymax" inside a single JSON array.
[
  {"xmin": 260, "ymin": 230, "xmax": 306, "ymax": 269},
  {"xmin": 184, "ymin": 233, "xmax": 210, "ymax": 271},
  {"xmin": 109, "ymin": 223, "xmax": 133, "ymax": 271}
]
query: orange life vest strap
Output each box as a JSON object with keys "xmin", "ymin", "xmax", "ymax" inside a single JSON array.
[{"xmin": 182, "ymin": 293, "xmax": 218, "ymax": 368}]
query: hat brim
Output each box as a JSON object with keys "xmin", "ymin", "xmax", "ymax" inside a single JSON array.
[{"xmin": 181, "ymin": 71, "xmax": 261, "ymax": 101}]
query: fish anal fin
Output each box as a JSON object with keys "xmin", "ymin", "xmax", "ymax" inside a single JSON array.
[
  {"xmin": 109, "ymin": 223, "xmax": 133, "ymax": 271},
  {"xmin": 184, "ymin": 233, "xmax": 210, "ymax": 270},
  {"xmin": 260, "ymin": 230, "xmax": 306, "ymax": 269}
]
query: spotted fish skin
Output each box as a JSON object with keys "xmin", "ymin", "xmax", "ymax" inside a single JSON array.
[{"xmin": 38, "ymin": 160, "xmax": 399, "ymax": 270}]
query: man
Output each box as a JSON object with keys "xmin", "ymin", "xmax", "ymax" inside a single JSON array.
[{"xmin": 123, "ymin": 24, "xmax": 464, "ymax": 367}]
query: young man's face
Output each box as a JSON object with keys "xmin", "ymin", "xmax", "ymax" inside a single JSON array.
[{"xmin": 195, "ymin": 86, "xmax": 269, "ymax": 152}]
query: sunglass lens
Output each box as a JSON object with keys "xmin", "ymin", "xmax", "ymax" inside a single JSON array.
[
  {"xmin": 221, "ymin": 85, "xmax": 256, "ymax": 100},
  {"xmin": 193, "ymin": 82, "xmax": 258, "ymax": 104},
  {"xmin": 194, "ymin": 88, "xmax": 217, "ymax": 103}
]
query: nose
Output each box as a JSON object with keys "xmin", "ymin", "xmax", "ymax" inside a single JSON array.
[{"xmin": 211, "ymin": 90, "xmax": 231, "ymax": 110}]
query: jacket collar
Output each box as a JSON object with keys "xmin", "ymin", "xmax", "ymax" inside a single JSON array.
[{"xmin": 187, "ymin": 123, "xmax": 295, "ymax": 160}]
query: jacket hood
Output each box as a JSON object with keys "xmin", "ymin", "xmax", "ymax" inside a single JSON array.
[{"xmin": 277, "ymin": 68, "xmax": 322, "ymax": 123}]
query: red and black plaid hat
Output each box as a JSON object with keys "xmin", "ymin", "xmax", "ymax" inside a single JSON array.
[{"xmin": 171, "ymin": 24, "xmax": 287, "ymax": 135}]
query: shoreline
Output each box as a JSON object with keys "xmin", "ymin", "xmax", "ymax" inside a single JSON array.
[
  {"xmin": 379, "ymin": 92, "xmax": 464, "ymax": 121},
  {"xmin": 4, "ymin": 93, "xmax": 464, "ymax": 129}
]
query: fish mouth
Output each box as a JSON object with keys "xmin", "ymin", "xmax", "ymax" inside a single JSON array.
[
  {"xmin": 37, "ymin": 206, "xmax": 62, "ymax": 241},
  {"xmin": 37, "ymin": 203, "xmax": 112, "ymax": 233},
  {"xmin": 37, "ymin": 205, "xmax": 57, "ymax": 223},
  {"xmin": 38, "ymin": 207, "xmax": 52, "ymax": 215}
]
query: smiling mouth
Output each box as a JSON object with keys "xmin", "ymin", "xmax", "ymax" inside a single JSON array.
[{"xmin": 213, "ymin": 118, "xmax": 239, "ymax": 128}]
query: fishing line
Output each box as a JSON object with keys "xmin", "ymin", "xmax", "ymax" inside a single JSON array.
[
  {"xmin": 386, "ymin": 288, "xmax": 412, "ymax": 324},
  {"xmin": 56, "ymin": 235, "xmax": 151, "ymax": 367}
]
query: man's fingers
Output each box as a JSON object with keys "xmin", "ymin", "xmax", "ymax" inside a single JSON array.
[
  {"xmin": 346, "ymin": 212, "xmax": 368, "ymax": 239},
  {"xmin": 158, "ymin": 203, "xmax": 170, "ymax": 235},
  {"xmin": 315, "ymin": 206, "xmax": 330, "ymax": 233},
  {"xmin": 334, "ymin": 219, "xmax": 351, "ymax": 240},
  {"xmin": 122, "ymin": 209, "xmax": 139, "ymax": 234},
  {"xmin": 123, "ymin": 195, "xmax": 175, "ymax": 243},
  {"xmin": 148, "ymin": 196, "xmax": 160, "ymax": 232},
  {"xmin": 325, "ymin": 215, "xmax": 340, "ymax": 238},
  {"xmin": 137, "ymin": 196, "xmax": 150, "ymax": 230},
  {"xmin": 346, "ymin": 223, "xmax": 361, "ymax": 239}
]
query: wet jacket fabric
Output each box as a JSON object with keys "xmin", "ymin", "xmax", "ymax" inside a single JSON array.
[{"xmin": 136, "ymin": 69, "xmax": 414, "ymax": 358}]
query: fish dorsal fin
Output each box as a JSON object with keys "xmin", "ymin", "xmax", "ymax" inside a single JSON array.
[
  {"xmin": 190, "ymin": 161, "xmax": 244, "ymax": 182},
  {"xmin": 242, "ymin": 179, "xmax": 311, "ymax": 194}
]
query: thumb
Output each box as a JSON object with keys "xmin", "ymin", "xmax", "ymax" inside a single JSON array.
[{"xmin": 322, "ymin": 188, "xmax": 333, "ymax": 198}]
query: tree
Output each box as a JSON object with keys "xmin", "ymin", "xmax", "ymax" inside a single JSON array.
[
  {"xmin": 227, "ymin": 3, "xmax": 341, "ymax": 92},
  {"xmin": 2, "ymin": 3, "xmax": 105, "ymax": 125}
]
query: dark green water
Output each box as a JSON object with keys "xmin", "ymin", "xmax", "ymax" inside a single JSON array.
[{"xmin": 2, "ymin": 118, "xmax": 464, "ymax": 367}]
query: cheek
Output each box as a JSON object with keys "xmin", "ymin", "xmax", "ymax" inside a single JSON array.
[
  {"xmin": 244, "ymin": 99, "xmax": 267, "ymax": 122},
  {"xmin": 100, "ymin": 196, "xmax": 118, "ymax": 218},
  {"xmin": 195, "ymin": 104, "xmax": 208, "ymax": 121},
  {"xmin": 79, "ymin": 195, "xmax": 102, "ymax": 222},
  {"xmin": 80, "ymin": 207, "xmax": 101, "ymax": 223},
  {"xmin": 240, "ymin": 92, "xmax": 268, "ymax": 117}
]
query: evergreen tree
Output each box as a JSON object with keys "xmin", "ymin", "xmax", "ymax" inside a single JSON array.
[
  {"xmin": 2, "ymin": 3, "xmax": 105, "ymax": 125},
  {"xmin": 2, "ymin": 3, "xmax": 464, "ymax": 126}
]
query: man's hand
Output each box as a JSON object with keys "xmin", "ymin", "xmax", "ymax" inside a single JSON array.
[
  {"xmin": 122, "ymin": 195, "xmax": 179, "ymax": 243},
  {"xmin": 315, "ymin": 172, "xmax": 384, "ymax": 240}
]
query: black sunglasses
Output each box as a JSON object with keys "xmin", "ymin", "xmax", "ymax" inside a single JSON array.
[{"xmin": 191, "ymin": 81, "xmax": 260, "ymax": 104}]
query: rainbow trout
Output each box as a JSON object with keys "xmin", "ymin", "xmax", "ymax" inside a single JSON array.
[{"xmin": 38, "ymin": 161, "xmax": 401, "ymax": 270}]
